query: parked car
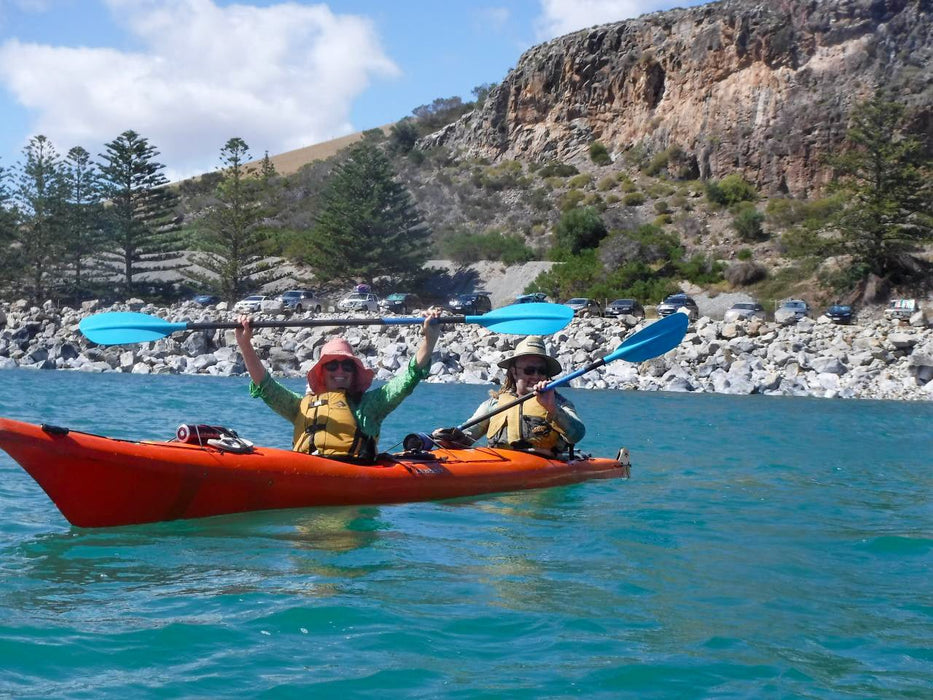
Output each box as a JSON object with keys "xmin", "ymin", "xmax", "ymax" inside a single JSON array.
[
  {"xmin": 279, "ymin": 289, "xmax": 323, "ymax": 313},
  {"xmin": 774, "ymin": 298, "xmax": 811, "ymax": 324},
  {"xmin": 337, "ymin": 292, "xmax": 379, "ymax": 313},
  {"xmin": 515, "ymin": 292, "xmax": 548, "ymax": 304},
  {"xmin": 380, "ymin": 292, "xmax": 421, "ymax": 314},
  {"xmin": 192, "ymin": 293, "xmax": 220, "ymax": 306},
  {"xmin": 656, "ymin": 293, "xmax": 699, "ymax": 321},
  {"xmin": 884, "ymin": 298, "xmax": 918, "ymax": 321},
  {"xmin": 564, "ymin": 298, "xmax": 603, "ymax": 317},
  {"xmin": 447, "ymin": 293, "xmax": 492, "ymax": 315},
  {"xmin": 233, "ymin": 294, "xmax": 266, "ymax": 313},
  {"xmin": 604, "ymin": 299, "xmax": 645, "ymax": 319},
  {"xmin": 824, "ymin": 304, "xmax": 854, "ymax": 325},
  {"xmin": 260, "ymin": 296, "xmax": 284, "ymax": 313},
  {"xmin": 723, "ymin": 301, "xmax": 766, "ymax": 323}
]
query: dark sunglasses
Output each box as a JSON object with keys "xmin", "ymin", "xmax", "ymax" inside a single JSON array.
[
  {"xmin": 323, "ymin": 359, "xmax": 356, "ymax": 372},
  {"xmin": 518, "ymin": 365, "xmax": 549, "ymax": 377}
]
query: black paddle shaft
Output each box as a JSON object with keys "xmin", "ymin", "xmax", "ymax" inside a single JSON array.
[{"xmin": 186, "ymin": 316, "xmax": 468, "ymax": 331}]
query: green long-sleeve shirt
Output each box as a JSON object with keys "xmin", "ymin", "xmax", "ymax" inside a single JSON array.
[{"xmin": 249, "ymin": 357, "xmax": 430, "ymax": 443}]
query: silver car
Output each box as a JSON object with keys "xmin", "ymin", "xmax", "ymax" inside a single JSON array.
[
  {"xmin": 723, "ymin": 302, "xmax": 766, "ymax": 322},
  {"xmin": 337, "ymin": 292, "xmax": 379, "ymax": 313},
  {"xmin": 233, "ymin": 294, "xmax": 266, "ymax": 313},
  {"xmin": 656, "ymin": 293, "xmax": 699, "ymax": 321},
  {"xmin": 774, "ymin": 299, "xmax": 810, "ymax": 324}
]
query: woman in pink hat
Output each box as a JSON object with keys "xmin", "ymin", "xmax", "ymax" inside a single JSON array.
[{"xmin": 235, "ymin": 309, "xmax": 442, "ymax": 462}]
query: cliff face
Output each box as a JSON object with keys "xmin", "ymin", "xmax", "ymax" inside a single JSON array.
[{"xmin": 424, "ymin": 0, "xmax": 931, "ymax": 196}]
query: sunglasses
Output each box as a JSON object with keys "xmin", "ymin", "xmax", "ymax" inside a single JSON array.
[
  {"xmin": 518, "ymin": 365, "xmax": 549, "ymax": 377},
  {"xmin": 323, "ymin": 359, "xmax": 357, "ymax": 372}
]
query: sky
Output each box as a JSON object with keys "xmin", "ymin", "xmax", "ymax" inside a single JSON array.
[{"xmin": 0, "ymin": 0, "xmax": 704, "ymax": 181}]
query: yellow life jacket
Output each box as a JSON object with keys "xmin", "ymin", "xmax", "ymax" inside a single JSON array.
[
  {"xmin": 487, "ymin": 391, "xmax": 562, "ymax": 452},
  {"xmin": 292, "ymin": 390, "xmax": 376, "ymax": 461}
]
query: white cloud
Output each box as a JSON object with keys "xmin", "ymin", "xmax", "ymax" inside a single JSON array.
[
  {"xmin": 0, "ymin": 0, "xmax": 399, "ymax": 179},
  {"xmin": 535, "ymin": 0, "xmax": 663, "ymax": 41}
]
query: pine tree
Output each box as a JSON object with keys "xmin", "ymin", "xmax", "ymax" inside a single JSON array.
[
  {"xmin": 97, "ymin": 130, "xmax": 186, "ymax": 295},
  {"xmin": 306, "ymin": 143, "xmax": 430, "ymax": 283},
  {"xmin": 13, "ymin": 135, "xmax": 68, "ymax": 301},
  {"xmin": 60, "ymin": 146, "xmax": 106, "ymax": 300},
  {"xmin": 186, "ymin": 138, "xmax": 284, "ymax": 300},
  {"xmin": 831, "ymin": 92, "xmax": 932, "ymax": 281},
  {"xmin": 0, "ymin": 160, "xmax": 17, "ymax": 291}
]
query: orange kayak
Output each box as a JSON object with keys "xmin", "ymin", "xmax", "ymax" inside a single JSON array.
[{"xmin": 0, "ymin": 417, "xmax": 630, "ymax": 528}]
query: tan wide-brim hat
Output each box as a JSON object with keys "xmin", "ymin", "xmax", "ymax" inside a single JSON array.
[{"xmin": 496, "ymin": 335, "xmax": 561, "ymax": 376}]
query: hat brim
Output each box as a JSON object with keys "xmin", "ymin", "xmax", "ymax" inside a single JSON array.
[
  {"xmin": 497, "ymin": 353, "xmax": 561, "ymax": 376},
  {"xmin": 308, "ymin": 352, "xmax": 374, "ymax": 394}
]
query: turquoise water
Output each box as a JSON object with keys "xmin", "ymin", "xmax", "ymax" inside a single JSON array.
[{"xmin": 1, "ymin": 369, "xmax": 930, "ymax": 698}]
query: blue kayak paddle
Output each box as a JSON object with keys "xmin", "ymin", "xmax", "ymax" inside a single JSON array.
[
  {"xmin": 78, "ymin": 302, "xmax": 575, "ymax": 346},
  {"xmin": 458, "ymin": 312, "xmax": 689, "ymax": 431}
]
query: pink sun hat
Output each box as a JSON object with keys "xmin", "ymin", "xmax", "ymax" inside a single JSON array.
[{"xmin": 307, "ymin": 337, "xmax": 375, "ymax": 395}]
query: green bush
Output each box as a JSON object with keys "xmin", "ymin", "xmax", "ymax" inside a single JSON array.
[
  {"xmin": 654, "ymin": 200, "xmax": 670, "ymax": 214},
  {"xmin": 736, "ymin": 248, "xmax": 753, "ymax": 261},
  {"xmin": 439, "ymin": 229, "xmax": 535, "ymax": 264},
  {"xmin": 538, "ymin": 161, "xmax": 579, "ymax": 178},
  {"xmin": 554, "ymin": 207, "xmax": 608, "ymax": 254},
  {"xmin": 560, "ymin": 189, "xmax": 586, "ymax": 211},
  {"xmin": 589, "ymin": 142, "xmax": 612, "ymax": 165},
  {"xmin": 623, "ymin": 192, "xmax": 645, "ymax": 206},
  {"xmin": 706, "ymin": 174, "xmax": 758, "ymax": 206},
  {"xmin": 765, "ymin": 195, "xmax": 845, "ymax": 228},
  {"xmin": 598, "ymin": 175, "xmax": 617, "ymax": 191},
  {"xmin": 568, "ymin": 173, "xmax": 593, "ymax": 189},
  {"xmin": 478, "ymin": 160, "xmax": 526, "ymax": 190},
  {"xmin": 732, "ymin": 205, "xmax": 765, "ymax": 241}
]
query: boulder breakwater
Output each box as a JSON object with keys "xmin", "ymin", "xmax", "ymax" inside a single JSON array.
[{"xmin": 1, "ymin": 299, "xmax": 931, "ymax": 401}]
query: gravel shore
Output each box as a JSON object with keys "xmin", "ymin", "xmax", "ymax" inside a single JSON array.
[{"xmin": 1, "ymin": 299, "xmax": 931, "ymax": 401}]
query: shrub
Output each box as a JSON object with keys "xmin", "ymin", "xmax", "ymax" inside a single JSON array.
[
  {"xmin": 724, "ymin": 261, "xmax": 768, "ymax": 286},
  {"xmin": 732, "ymin": 205, "xmax": 766, "ymax": 241},
  {"xmin": 598, "ymin": 175, "xmax": 617, "ymax": 191},
  {"xmin": 439, "ymin": 229, "xmax": 535, "ymax": 264},
  {"xmin": 736, "ymin": 248, "xmax": 753, "ymax": 261},
  {"xmin": 706, "ymin": 174, "xmax": 758, "ymax": 206},
  {"xmin": 589, "ymin": 141, "xmax": 612, "ymax": 165},
  {"xmin": 623, "ymin": 192, "xmax": 645, "ymax": 206},
  {"xmin": 538, "ymin": 161, "xmax": 579, "ymax": 178},
  {"xmin": 560, "ymin": 189, "xmax": 586, "ymax": 211},
  {"xmin": 568, "ymin": 173, "xmax": 593, "ymax": 189},
  {"xmin": 654, "ymin": 200, "xmax": 670, "ymax": 214},
  {"xmin": 554, "ymin": 207, "xmax": 608, "ymax": 254}
]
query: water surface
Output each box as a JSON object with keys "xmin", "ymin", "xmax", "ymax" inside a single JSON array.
[{"xmin": 1, "ymin": 370, "xmax": 930, "ymax": 697}]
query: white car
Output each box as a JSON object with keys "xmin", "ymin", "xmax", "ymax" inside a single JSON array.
[
  {"xmin": 233, "ymin": 295, "xmax": 266, "ymax": 313},
  {"xmin": 337, "ymin": 292, "xmax": 379, "ymax": 313},
  {"xmin": 723, "ymin": 302, "xmax": 766, "ymax": 322}
]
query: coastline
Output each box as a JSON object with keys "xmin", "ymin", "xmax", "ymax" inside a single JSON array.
[{"xmin": 1, "ymin": 299, "xmax": 931, "ymax": 401}]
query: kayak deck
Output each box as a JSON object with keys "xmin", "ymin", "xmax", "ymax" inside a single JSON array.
[{"xmin": 0, "ymin": 418, "xmax": 630, "ymax": 528}]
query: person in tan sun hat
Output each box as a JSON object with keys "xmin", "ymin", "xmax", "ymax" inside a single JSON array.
[
  {"xmin": 432, "ymin": 335, "xmax": 584, "ymax": 456},
  {"xmin": 236, "ymin": 308, "xmax": 443, "ymax": 462}
]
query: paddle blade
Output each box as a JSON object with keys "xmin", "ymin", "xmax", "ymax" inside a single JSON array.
[
  {"xmin": 605, "ymin": 312, "xmax": 688, "ymax": 363},
  {"xmin": 79, "ymin": 312, "xmax": 187, "ymax": 345},
  {"xmin": 467, "ymin": 302, "xmax": 573, "ymax": 335}
]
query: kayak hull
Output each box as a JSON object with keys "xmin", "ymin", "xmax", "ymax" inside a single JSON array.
[{"xmin": 0, "ymin": 418, "xmax": 630, "ymax": 528}]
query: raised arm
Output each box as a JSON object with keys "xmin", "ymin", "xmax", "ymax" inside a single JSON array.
[{"xmin": 234, "ymin": 315, "xmax": 269, "ymax": 385}]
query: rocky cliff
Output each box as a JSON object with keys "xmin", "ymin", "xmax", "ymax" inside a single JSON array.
[{"xmin": 424, "ymin": 0, "xmax": 931, "ymax": 196}]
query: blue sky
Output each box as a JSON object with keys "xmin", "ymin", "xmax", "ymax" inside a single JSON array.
[{"xmin": 0, "ymin": 0, "xmax": 701, "ymax": 180}]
